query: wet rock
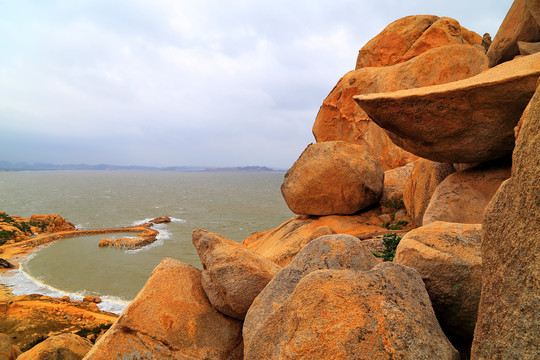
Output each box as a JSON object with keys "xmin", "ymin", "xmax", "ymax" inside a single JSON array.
[
  {"xmin": 245, "ymin": 263, "xmax": 459, "ymax": 360},
  {"xmin": 403, "ymin": 159, "xmax": 456, "ymax": 226},
  {"xmin": 0, "ymin": 258, "xmax": 14, "ymax": 269},
  {"xmin": 423, "ymin": 162, "xmax": 511, "ymax": 225},
  {"xmin": 243, "ymin": 234, "xmax": 379, "ymax": 350},
  {"xmin": 18, "ymin": 334, "xmax": 92, "ymax": 360},
  {"xmin": 354, "ymin": 52, "xmax": 540, "ymax": 163},
  {"xmin": 84, "ymin": 258, "xmax": 242, "ymax": 360},
  {"xmin": 281, "ymin": 141, "xmax": 383, "ymax": 215},
  {"xmin": 471, "ymin": 81, "xmax": 540, "ymax": 359},
  {"xmin": 192, "ymin": 229, "xmax": 281, "ymax": 320},
  {"xmin": 394, "ymin": 221, "xmax": 482, "ymax": 352}
]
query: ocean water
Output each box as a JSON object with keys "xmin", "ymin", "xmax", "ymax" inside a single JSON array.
[{"xmin": 0, "ymin": 170, "xmax": 293, "ymax": 313}]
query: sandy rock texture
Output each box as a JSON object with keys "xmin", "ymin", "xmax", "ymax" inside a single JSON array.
[
  {"xmin": 403, "ymin": 159, "xmax": 456, "ymax": 226},
  {"xmin": 192, "ymin": 229, "xmax": 280, "ymax": 320},
  {"xmin": 381, "ymin": 163, "xmax": 413, "ymax": 204},
  {"xmin": 354, "ymin": 52, "xmax": 540, "ymax": 164},
  {"xmin": 84, "ymin": 258, "xmax": 242, "ymax": 360},
  {"xmin": 423, "ymin": 161, "xmax": 511, "ymax": 225},
  {"xmin": 18, "ymin": 334, "xmax": 92, "ymax": 360},
  {"xmin": 394, "ymin": 221, "xmax": 482, "ymax": 352},
  {"xmin": 243, "ymin": 234, "xmax": 379, "ymax": 350},
  {"xmin": 0, "ymin": 333, "xmax": 21, "ymax": 360},
  {"xmin": 471, "ymin": 83, "xmax": 540, "ymax": 359},
  {"xmin": 281, "ymin": 141, "xmax": 384, "ymax": 216},
  {"xmin": 314, "ymin": 44, "xmax": 488, "ymax": 170},
  {"xmin": 245, "ymin": 263, "xmax": 459, "ymax": 360}
]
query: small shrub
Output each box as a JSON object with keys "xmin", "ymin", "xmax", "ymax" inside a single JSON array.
[
  {"xmin": 0, "ymin": 213, "xmax": 14, "ymax": 223},
  {"xmin": 384, "ymin": 199, "xmax": 405, "ymax": 210},
  {"xmin": 380, "ymin": 222, "xmax": 390, "ymax": 229},
  {"xmin": 21, "ymin": 335, "xmax": 47, "ymax": 352},
  {"xmin": 388, "ymin": 224, "xmax": 402, "ymax": 230},
  {"xmin": 75, "ymin": 323, "xmax": 112, "ymax": 342},
  {"xmin": 373, "ymin": 233, "xmax": 402, "ymax": 262},
  {"xmin": 396, "ymin": 220, "xmax": 408, "ymax": 226},
  {"xmin": 0, "ymin": 230, "xmax": 16, "ymax": 244}
]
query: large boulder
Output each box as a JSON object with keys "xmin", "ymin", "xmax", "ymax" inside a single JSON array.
[
  {"xmin": 354, "ymin": 52, "xmax": 540, "ymax": 163},
  {"xmin": 403, "ymin": 159, "xmax": 456, "ymax": 226},
  {"xmin": 471, "ymin": 83, "xmax": 540, "ymax": 359},
  {"xmin": 314, "ymin": 44, "xmax": 488, "ymax": 170},
  {"xmin": 394, "ymin": 222, "xmax": 482, "ymax": 352},
  {"xmin": 244, "ymin": 263, "xmax": 459, "ymax": 359},
  {"xmin": 355, "ymin": 15, "xmax": 480, "ymax": 69},
  {"xmin": 487, "ymin": 0, "xmax": 540, "ymax": 66},
  {"xmin": 0, "ymin": 333, "xmax": 21, "ymax": 360},
  {"xmin": 18, "ymin": 334, "xmax": 92, "ymax": 360},
  {"xmin": 243, "ymin": 234, "xmax": 379, "ymax": 349},
  {"xmin": 381, "ymin": 163, "xmax": 413, "ymax": 205},
  {"xmin": 84, "ymin": 258, "xmax": 242, "ymax": 360},
  {"xmin": 242, "ymin": 209, "xmax": 401, "ymax": 266},
  {"xmin": 423, "ymin": 161, "xmax": 511, "ymax": 225},
  {"xmin": 281, "ymin": 141, "xmax": 384, "ymax": 216},
  {"xmin": 192, "ymin": 229, "xmax": 281, "ymax": 320}
]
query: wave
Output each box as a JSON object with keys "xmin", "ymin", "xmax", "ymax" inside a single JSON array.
[
  {"xmin": 0, "ymin": 266, "xmax": 130, "ymax": 315},
  {"xmin": 124, "ymin": 227, "xmax": 170, "ymax": 254}
]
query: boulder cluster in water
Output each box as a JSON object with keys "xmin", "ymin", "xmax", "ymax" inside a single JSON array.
[{"xmin": 7, "ymin": 1, "xmax": 540, "ymax": 359}]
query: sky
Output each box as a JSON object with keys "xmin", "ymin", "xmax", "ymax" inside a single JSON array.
[{"xmin": 0, "ymin": 0, "xmax": 511, "ymax": 169}]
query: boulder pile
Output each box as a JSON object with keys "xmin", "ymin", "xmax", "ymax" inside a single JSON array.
[{"xmin": 14, "ymin": 2, "xmax": 537, "ymax": 359}]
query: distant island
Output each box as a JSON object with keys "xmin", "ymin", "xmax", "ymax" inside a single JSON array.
[{"xmin": 0, "ymin": 161, "xmax": 282, "ymax": 172}]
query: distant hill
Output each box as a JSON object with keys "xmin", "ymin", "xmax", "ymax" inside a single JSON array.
[{"xmin": 0, "ymin": 161, "xmax": 280, "ymax": 172}]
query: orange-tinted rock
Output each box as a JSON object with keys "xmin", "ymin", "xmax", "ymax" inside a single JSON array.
[
  {"xmin": 381, "ymin": 163, "xmax": 413, "ymax": 205},
  {"xmin": 84, "ymin": 258, "xmax": 242, "ymax": 360},
  {"xmin": 471, "ymin": 83, "xmax": 540, "ymax": 359},
  {"xmin": 149, "ymin": 216, "xmax": 171, "ymax": 224},
  {"xmin": 403, "ymin": 159, "xmax": 456, "ymax": 226},
  {"xmin": 244, "ymin": 234, "xmax": 379, "ymax": 350},
  {"xmin": 0, "ymin": 333, "xmax": 21, "ymax": 360},
  {"xmin": 18, "ymin": 333, "xmax": 92, "ymax": 360},
  {"xmin": 281, "ymin": 141, "xmax": 384, "ymax": 215},
  {"xmin": 242, "ymin": 210, "xmax": 392, "ymax": 266},
  {"xmin": 354, "ymin": 52, "xmax": 540, "ymax": 163},
  {"xmin": 29, "ymin": 214, "xmax": 76, "ymax": 233},
  {"xmin": 518, "ymin": 40, "xmax": 540, "ymax": 55},
  {"xmin": 394, "ymin": 222, "xmax": 482, "ymax": 352},
  {"xmin": 525, "ymin": 0, "xmax": 540, "ymax": 25},
  {"xmin": 355, "ymin": 15, "xmax": 480, "ymax": 69},
  {"xmin": 192, "ymin": 229, "xmax": 280, "ymax": 320},
  {"xmin": 245, "ymin": 263, "xmax": 459, "ymax": 359},
  {"xmin": 315, "ymin": 44, "xmax": 488, "ymax": 170},
  {"xmin": 423, "ymin": 162, "xmax": 511, "ymax": 225},
  {"xmin": 487, "ymin": 0, "xmax": 540, "ymax": 66}
]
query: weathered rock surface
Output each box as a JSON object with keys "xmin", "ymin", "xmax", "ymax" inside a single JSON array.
[
  {"xmin": 394, "ymin": 222, "xmax": 482, "ymax": 351},
  {"xmin": 315, "ymin": 44, "xmax": 488, "ymax": 170},
  {"xmin": 242, "ymin": 209, "xmax": 405, "ymax": 266},
  {"xmin": 403, "ymin": 159, "xmax": 456, "ymax": 226},
  {"xmin": 281, "ymin": 141, "xmax": 384, "ymax": 215},
  {"xmin": 245, "ymin": 263, "xmax": 459, "ymax": 359},
  {"xmin": 354, "ymin": 52, "xmax": 540, "ymax": 163},
  {"xmin": 381, "ymin": 163, "xmax": 413, "ymax": 204},
  {"xmin": 471, "ymin": 83, "xmax": 540, "ymax": 359},
  {"xmin": 192, "ymin": 229, "xmax": 281, "ymax": 320},
  {"xmin": 0, "ymin": 333, "xmax": 21, "ymax": 360},
  {"xmin": 486, "ymin": 0, "xmax": 540, "ymax": 66},
  {"xmin": 244, "ymin": 234, "xmax": 379, "ymax": 349},
  {"xmin": 518, "ymin": 40, "xmax": 540, "ymax": 55},
  {"xmin": 355, "ymin": 15, "xmax": 480, "ymax": 69},
  {"xmin": 18, "ymin": 334, "xmax": 92, "ymax": 360},
  {"xmin": 423, "ymin": 161, "xmax": 511, "ymax": 225},
  {"xmin": 84, "ymin": 258, "xmax": 242, "ymax": 360}
]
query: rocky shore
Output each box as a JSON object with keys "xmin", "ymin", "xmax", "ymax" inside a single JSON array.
[{"xmin": 3, "ymin": 1, "xmax": 540, "ymax": 359}]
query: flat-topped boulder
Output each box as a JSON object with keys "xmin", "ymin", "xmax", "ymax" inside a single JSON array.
[
  {"xmin": 281, "ymin": 141, "xmax": 384, "ymax": 216},
  {"xmin": 314, "ymin": 44, "xmax": 488, "ymax": 170},
  {"xmin": 192, "ymin": 229, "xmax": 280, "ymax": 320},
  {"xmin": 354, "ymin": 52, "xmax": 540, "ymax": 163}
]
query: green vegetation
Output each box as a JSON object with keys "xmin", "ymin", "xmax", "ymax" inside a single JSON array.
[
  {"xmin": 381, "ymin": 219, "xmax": 408, "ymax": 230},
  {"xmin": 0, "ymin": 213, "xmax": 14, "ymax": 223},
  {"xmin": 373, "ymin": 233, "xmax": 402, "ymax": 262},
  {"xmin": 0, "ymin": 230, "xmax": 17, "ymax": 245},
  {"xmin": 75, "ymin": 324, "xmax": 112, "ymax": 343},
  {"xmin": 21, "ymin": 335, "xmax": 47, "ymax": 352},
  {"xmin": 29, "ymin": 219, "xmax": 49, "ymax": 231},
  {"xmin": 384, "ymin": 199, "xmax": 405, "ymax": 210}
]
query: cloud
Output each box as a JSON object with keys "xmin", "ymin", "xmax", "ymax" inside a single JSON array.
[{"xmin": 0, "ymin": 0, "xmax": 509, "ymax": 168}]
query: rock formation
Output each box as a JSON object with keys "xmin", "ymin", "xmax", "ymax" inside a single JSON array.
[
  {"xmin": 281, "ymin": 141, "xmax": 384, "ymax": 215},
  {"xmin": 354, "ymin": 52, "xmax": 540, "ymax": 163},
  {"xmin": 17, "ymin": 334, "xmax": 92, "ymax": 360},
  {"xmin": 192, "ymin": 229, "xmax": 281, "ymax": 320},
  {"xmin": 471, "ymin": 83, "xmax": 540, "ymax": 359},
  {"xmin": 0, "ymin": 333, "xmax": 21, "ymax": 360},
  {"xmin": 314, "ymin": 44, "xmax": 488, "ymax": 170},
  {"xmin": 380, "ymin": 163, "xmax": 413, "ymax": 204},
  {"xmin": 394, "ymin": 222, "xmax": 482, "ymax": 352}
]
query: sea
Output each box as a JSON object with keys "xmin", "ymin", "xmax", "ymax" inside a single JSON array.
[{"xmin": 0, "ymin": 170, "xmax": 293, "ymax": 313}]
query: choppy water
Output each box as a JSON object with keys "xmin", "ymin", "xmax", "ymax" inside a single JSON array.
[{"xmin": 0, "ymin": 170, "xmax": 292, "ymax": 313}]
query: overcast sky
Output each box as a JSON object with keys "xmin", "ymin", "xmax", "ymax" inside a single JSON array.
[{"xmin": 0, "ymin": 0, "xmax": 511, "ymax": 168}]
